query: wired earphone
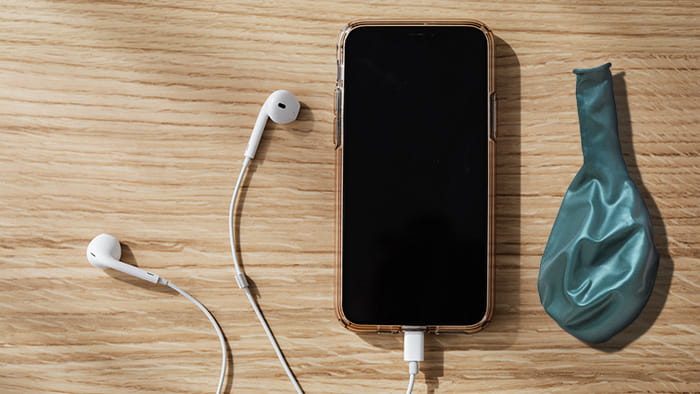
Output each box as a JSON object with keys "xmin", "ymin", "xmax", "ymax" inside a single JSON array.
[{"xmin": 87, "ymin": 90, "xmax": 303, "ymax": 393}]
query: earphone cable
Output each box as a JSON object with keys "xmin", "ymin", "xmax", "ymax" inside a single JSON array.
[
  {"xmin": 229, "ymin": 157, "xmax": 251, "ymax": 281},
  {"xmin": 160, "ymin": 279, "xmax": 227, "ymax": 394},
  {"xmin": 228, "ymin": 156, "xmax": 304, "ymax": 394}
]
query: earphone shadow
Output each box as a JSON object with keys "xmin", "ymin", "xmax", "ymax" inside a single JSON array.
[
  {"xmin": 231, "ymin": 101, "xmax": 315, "ymax": 300},
  {"xmin": 589, "ymin": 73, "xmax": 673, "ymax": 352},
  {"xmin": 354, "ymin": 36, "xmax": 522, "ymax": 394},
  {"xmin": 114, "ymin": 243, "xmax": 236, "ymax": 392},
  {"xmin": 222, "ymin": 103, "xmax": 314, "ymax": 392},
  {"xmin": 103, "ymin": 243, "xmax": 177, "ymax": 294},
  {"xmin": 223, "ymin": 333, "xmax": 235, "ymax": 394},
  {"xmin": 230, "ymin": 102, "xmax": 314, "ymax": 301},
  {"xmin": 228, "ymin": 151, "xmax": 276, "ymax": 305},
  {"xmin": 251, "ymin": 102, "xmax": 315, "ymax": 165}
]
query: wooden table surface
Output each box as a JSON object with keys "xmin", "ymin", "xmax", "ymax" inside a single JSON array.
[{"xmin": 1, "ymin": 1, "xmax": 698, "ymax": 393}]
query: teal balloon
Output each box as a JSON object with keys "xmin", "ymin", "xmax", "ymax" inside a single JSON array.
[{"xmin": 538, "ymin": 63, "xmax": 659, "ymax": 344}]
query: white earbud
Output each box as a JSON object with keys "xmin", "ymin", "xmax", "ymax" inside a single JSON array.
[
  {"xmin": 244, "ymin": 90, "xmax": 300, "ymax": 159},
  {"xmin": 87, "ymin": 234, "xmax": 160, "ymax": 283}
]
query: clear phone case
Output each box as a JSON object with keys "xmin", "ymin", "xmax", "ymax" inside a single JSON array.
[{"xmin": 334, "ymin": 20, "xmax": 496, "ymax": 334}]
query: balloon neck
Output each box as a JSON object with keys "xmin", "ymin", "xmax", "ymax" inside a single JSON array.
[{"xmin": 574, "ymin": 63, "xmax": 627, "ymax": 172}]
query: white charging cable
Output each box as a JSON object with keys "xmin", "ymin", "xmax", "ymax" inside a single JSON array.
[
  {"xmin": 228, "ymin": 157, "xmax": 304, "ymax": 393},
  {"xmin": 403, "ymin": 329, "xmax": 425, "ymax": 394}
]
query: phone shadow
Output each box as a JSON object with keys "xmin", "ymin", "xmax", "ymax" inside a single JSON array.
[
  {"xmin": 588, "ymin": 72, "xmax": 673, "ymax": 352},
  {"xmin": 354, "ymin": 36, "xmax": 522, "ymax": 394}
]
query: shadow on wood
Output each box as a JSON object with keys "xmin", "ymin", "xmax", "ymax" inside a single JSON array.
[
  {"xmin": 353, "ymin": 35, "xmax": 523, "ymax": 394},
  {"xmin": 590, "ymin": 72, "xmax": 674, "ymax": 352},
  {"xmin": 101, "ymin": 243, "xmax": 176, "ymax": 294}
]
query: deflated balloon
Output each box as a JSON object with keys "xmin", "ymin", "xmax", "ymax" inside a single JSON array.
[{"xmin": 538, "ymin": 63, "xmax": 658, "ymax": 344}]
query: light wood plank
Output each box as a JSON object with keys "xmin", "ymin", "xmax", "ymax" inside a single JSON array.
[{"xmin": 0, "ymin": 0, "xmax": 698, "ymax": 392}]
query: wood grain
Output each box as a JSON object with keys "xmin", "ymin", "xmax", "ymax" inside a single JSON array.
[{"xmin": 0, "ymin": 0, "xmax": 698, "ymax": 392}]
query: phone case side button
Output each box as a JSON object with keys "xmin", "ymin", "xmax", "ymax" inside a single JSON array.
[
  {"xmin": 337, "ymin": 62, "xmax": 344, "ymax": 82},
  {"xmin": 489, "ymin": 92, "xmax": 497, "ymax": 141},
  {"xmin": 335, "ymin": 86, "xmax": 343, "ymax": 149}
]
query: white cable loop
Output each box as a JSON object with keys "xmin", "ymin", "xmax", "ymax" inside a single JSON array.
[
  {"xmin": 163, "ymin": 280, "xmax": 227, "ymax": 394},
  {"xmin": 228, "ymin": 157, "xmax": 304, "ymax": 394}
]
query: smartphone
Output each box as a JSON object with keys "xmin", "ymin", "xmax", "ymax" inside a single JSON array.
[{"xmin": 334, "ymin": 20, "xmax": 495, "ymax": 333}]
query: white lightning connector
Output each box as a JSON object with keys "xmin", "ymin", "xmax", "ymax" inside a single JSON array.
[{"xmin": 403, "ymin": 329, "xmax": 425, "ymax": 394}]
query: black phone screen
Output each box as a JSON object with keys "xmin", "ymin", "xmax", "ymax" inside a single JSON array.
[{"xmin": 341, "ymin": 25, "xmax": 489, "ymax": 326}]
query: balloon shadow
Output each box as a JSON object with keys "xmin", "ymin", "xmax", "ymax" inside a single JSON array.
[{"xmin": 590, "ymin": 73, "xmax": 674, "ymax": 352}]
